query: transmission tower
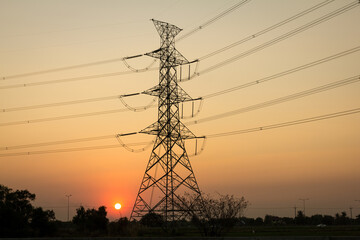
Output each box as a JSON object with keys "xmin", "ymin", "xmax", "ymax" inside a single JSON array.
[{"xmin": 130, "ymin": 19, "xmax": 202, "ymax": 222}]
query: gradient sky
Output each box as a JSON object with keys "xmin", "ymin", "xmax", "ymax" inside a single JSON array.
[{"xmin": 0, "ymin": 0, "xmax": 359, "ymax": 221}]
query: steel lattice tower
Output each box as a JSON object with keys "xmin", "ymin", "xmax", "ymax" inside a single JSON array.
[{"xmin": 130, "ymin": 19, "xmax": 201, "ymax": 222}]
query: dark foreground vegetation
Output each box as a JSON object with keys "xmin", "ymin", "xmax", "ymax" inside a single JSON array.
[{"xmin": 1, "ymin": 184, "xmax": 360, "ymax": 237}]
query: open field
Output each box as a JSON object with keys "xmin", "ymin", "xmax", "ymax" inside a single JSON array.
[{"xmin": 227, "ymin": 225, "xmax": 360, "ymax": 237}]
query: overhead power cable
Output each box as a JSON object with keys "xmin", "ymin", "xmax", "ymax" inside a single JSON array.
[
  {"xmin": 1, "ymin": 73, "xmax": 358, "ymax": 127},
  {"xmin": 1, "ymin": 46, "xmax": 358, "ymax": 113},
  {"xmin": 0, "ymin": 134, "xmax": 117, "ymax": 151},
  {"xmin": 199, "ymin": 0, "xmax": 334, "ymax": 60},
  {"xmin": 202, "ymin": 46, "xmax": 360, "ymax": 99},
  {"xmin": 0, "ymin": 68, "xmax": 157, "ymax": 90},
  {"xmin": 186, "ymin": 74, "xmax": 360, "ymax": 125},
  {"xmin": 0, "ymin": 0, "xmax": 347, "ymax": 88},
  {"xmin": 0, "ymin": 106, "xmax": 152, "ymax": 127},
  {"xmin": 0, "ymin": 0, "xmax": 248, "ymax": 81},
  {"xmin": 0, "ymin": 50, "xmax": 154, "ymax": 81},
  {"xmin": 1, "ymin": 58, "xmax": 125, "ymax": 80},
  {"xmin": 207, "ymin": 107, "xmax": 360, "ymax": 138},
  {"xmin": 176, "ymin": 0, "xmax": 251, "ymax": 42},
  {"xmin": 190, "ymin": 1, "xmax": 360, "ymax": 78},
  {"xmin": 0, "ymin": 142, "xmax": 152, "ymax": 158},
  {"xmin": 0, "ymin": 92, "xmax": 151, "ymax": 113},
  {"xmin": 1, "ymin": 107, "xmax": 358, "ymax": 157},
  {"xmin": 1, "ymin": 94, "xmax": 124, "ymax": 112}
]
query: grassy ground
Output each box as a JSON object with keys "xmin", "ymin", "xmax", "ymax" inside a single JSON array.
[
  {"xmin": 226, "ymin": 225, "xmax": 360, "ymax": 237},
  {"xmin": 55, "ymin": 222, "xmax": 360, "ymax": 237},
  {"xmin": 120, "ymin": 225, "xmax": 360, "ymax": 237}
]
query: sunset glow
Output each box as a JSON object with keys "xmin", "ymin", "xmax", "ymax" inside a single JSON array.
[
  {"xmin": 0, "ymin": 0, "xmax": 359, "ymax": 222},
  {"xmin": 115, "ymin": 203, "xmax": 121, "ymax": 210}
]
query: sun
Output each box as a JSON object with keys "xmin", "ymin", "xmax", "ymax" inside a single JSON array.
[{"xmin": 114, "ymin": 203, "xmax": 121, "ymax": 210}]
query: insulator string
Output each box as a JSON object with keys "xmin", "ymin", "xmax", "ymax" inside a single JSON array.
[
  {"xmin": 118, "ymin": 96, "xmax": 157, "ymax": 112},
  {"xmin": 116, "ymin": 135, "xmax": 154, "ymax": 153}
]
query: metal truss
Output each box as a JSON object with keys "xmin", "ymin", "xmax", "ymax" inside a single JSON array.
[{"xmin": 130, "ymin": 19, "xmax": 202, "ymax": 222}]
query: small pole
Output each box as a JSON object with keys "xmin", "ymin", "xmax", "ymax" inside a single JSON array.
[{"xmin": 65, "ymin": 194, "xmax": 72, "ymax": 222}]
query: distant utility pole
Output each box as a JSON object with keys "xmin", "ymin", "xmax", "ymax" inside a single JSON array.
[
  {"xmin": 350, "ymin": 207, "xmax": 353, "ymax": 219},
  {"xmin": 299, "ymin": 198, "xmax": 309, "ymax": 216},
  {"xmin": 65, "ymin": 194, "xmax": 72, "ymax": 222},
  {"xmin": 294, "ymin": 205, "xmax": 297, "ymax": 218}
]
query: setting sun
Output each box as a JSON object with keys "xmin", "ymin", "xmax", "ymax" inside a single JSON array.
[{"xmin": 114, "ymin": 203, "xmax": 121, "ymax": 210}]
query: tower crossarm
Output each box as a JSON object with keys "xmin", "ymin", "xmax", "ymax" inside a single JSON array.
[{"xmin": 146, "ymin": 48, "xmax": 189, "ymax": 66}]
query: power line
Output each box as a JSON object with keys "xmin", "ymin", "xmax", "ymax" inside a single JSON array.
[
  {"xmin": 1, "ymin": 73, "xmax": 358, "ymax": 128},
  {"xmin": 0, "ymin": 107, "xmax": 139, "ymax": 127},
  {"xmin": 199, "ymin": 0, "xmax": 335, "ymax": 60},
  {"xmin": 1, "ymin": 107, "xmax": 358, "ymax": 157},
  {"xmin": 1, "ymin": 94, "xmax": 123, "ymax": 112},
  {"xmin": 0, "ymin": 48, "xmax": 159, "ymax": 82},
  {"xmin": 1, "ymin": 74, "xmax": 358, "ymax": 150},
  {"xmin": 0, "ymin": 134, "xmax": 117, "ymax": 151},
  {"xmin": 202, "ymin": 46, "xmax": 360, "ymax": 99},
  {"xmin": 1, "ymin": 57, "xmax": 126, "ymax": 80},
  {"xmin": 0, "ymin": 141, "xmax": 152, "ymax": 158},
  {"xmin": 3, "ymin": 73, "xmax": 356, "ymax": 151},
  {"xmin": 1, "ymin": 1, "xmax": 355, "ymax": 89},
  {"xmin": 190, "ymin": 1, "xmax": 359, "ymax": 78},
  {"xmin": 0, "ymin": 3, "xmax": 358, "ymax": 129},
  {"xmin": 176, "ymin": 0, "xmax": 252, "ymax": 42},
  {"xmin": 1, "ymin": 46, "xmax": 358, "ymax": 113},
  {"xmin": 206, "ymin": 107, "xmax": 360, "ymax": 138},
  {"xmin": 0, "ymin": 92, "xmax": 148, "ymax": 113},
  {"xmin": 1, "ymin": 19, "xmax": 147, "ymax": 39},
  {"xmin": 0, "ymin": 0, "xmax": 248, "ymax": 81},
  {"xmin": 186, "ymin": 74, "xmax": 360, "ymax": 125},
  {"xmin": 0, "ymin": 68, "xmax": 157, "ymax": 90}
]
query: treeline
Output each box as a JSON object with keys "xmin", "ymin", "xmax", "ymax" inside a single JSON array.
[
  {"xmin": 240, "ymin": 211, "xmax": 360, "ymax": 226},
  {"xmin": 1, "ymin": 184, "xmax": 360, "ymax": 237}
]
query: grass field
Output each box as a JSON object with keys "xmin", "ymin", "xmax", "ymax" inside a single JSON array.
[{"xmin": 226, "ymin": 225, "xmax": 360, "ymax": 237}]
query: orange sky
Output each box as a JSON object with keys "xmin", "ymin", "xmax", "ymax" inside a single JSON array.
[{"xmin": 0, "ymin": 0, "xmax": 359, "ymax": 221}]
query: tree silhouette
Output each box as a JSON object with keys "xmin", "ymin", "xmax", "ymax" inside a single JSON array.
[
  {"xmin": 0, "ymin": 184, "xmax": 55, "ymax": 237},
  {"xmin": 30, "ymin": 207, "xmax": 56, "ymax": 236},
  {"xmin": 72, "ymin": 206, "xmax": 109, "ymax": 235},
  {"xmin": 295, "ymin": 210, "xmax": 306, "ymax": 225},
  {"xmin": 140, "ymin": 212, "xmax": 164, "ymax": 227},
  {"xmin": 335, "ymin": 211, "xmax": 350, "ymax": 225},
  {"xmin": 179, "ymin": 193, "xmax": 248, "ymax": 237}
]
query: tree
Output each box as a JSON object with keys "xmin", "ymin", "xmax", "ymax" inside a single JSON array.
[
  {"xmin": 180, "ymin": 193, "xmax": 248, "ymax": 237},
  {"xmin": 72, "ymin": 206, "xmax": 87, "ymax": 231},
  {"xmin": 322, "ymin": 215, "xmax": 335, "ymax": 225},
  {"xmin": 30, "ymin": 207, "xmax": 56, "ymax": 236},
  {"xmin": 140, "ymin": 212, "xmax": 164, "ymax": 227},
  {"xmin": 72, "ymin": 206, "xmax": 109, "ymax": 235},
  {"xmin": 356, "ymin": 214, "xmax": 360, "ymax": 225},
  {"xmin": 310, "ymin": 214, "xmax": 323, "ymax": 225},
  {"xmin": 295, "ymin": 210, "xmax": 306, "ymax": 225},
  {"xmin": 0, "ymin": 185, "xmax": 35, "ymax": 236},
  {"xmin": 0, "ymin": 184, "xmax": 56, "ymax": 237},
  {"xmin": 335, "ymin": 211, "xmax": 350, "ymax": 225},
  {"xmin": 108, "ymin": 217, "xmax": 132, "ymax": 236}
]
